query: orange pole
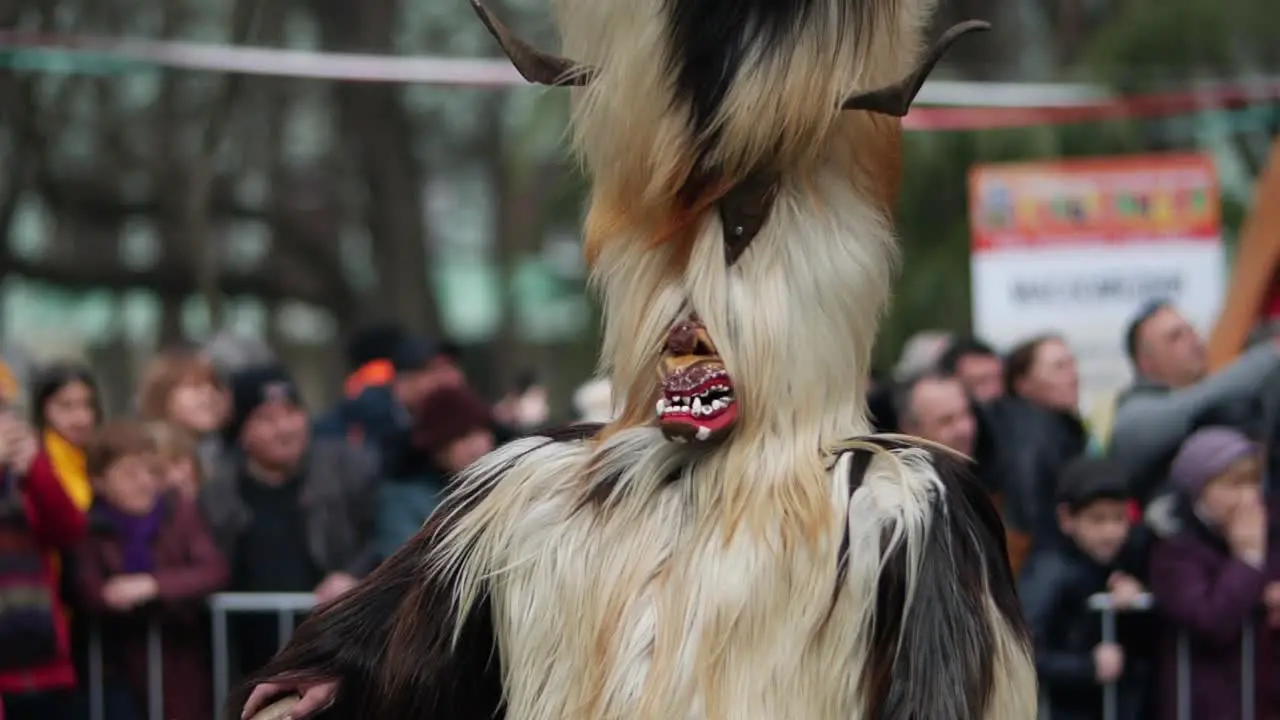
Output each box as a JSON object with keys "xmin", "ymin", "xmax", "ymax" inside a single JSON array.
[{"xmin": 1207, "ymin": 137, "xmax": 1280, "ymax": 370}]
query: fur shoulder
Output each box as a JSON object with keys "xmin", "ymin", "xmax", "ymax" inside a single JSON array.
[{"xmin": 832, "ymin": 434, "xmax": 1036, "ymax": 720}]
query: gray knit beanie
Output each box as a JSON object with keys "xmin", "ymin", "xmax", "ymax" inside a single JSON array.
[{"xmin": 1169, "ymin": 426, "xmax": 1257, "ymax": 499}]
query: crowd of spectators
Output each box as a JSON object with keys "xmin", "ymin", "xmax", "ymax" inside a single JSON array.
[
  {"xmin": 4, "ymin": 298, "xmax": 1280, "ymax": 720},
  {"xmin": 0, "ymin": 326, "xmax": 582, "ymax": 720},
  {"xmin": 875, "ymin": 300, "xmax": 1280, "ymax": 719}
]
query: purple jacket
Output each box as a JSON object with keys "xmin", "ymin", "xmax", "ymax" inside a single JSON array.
[{"xmin": 1146, "ymin": 495, "xmax": 1280, "ymax": 720}]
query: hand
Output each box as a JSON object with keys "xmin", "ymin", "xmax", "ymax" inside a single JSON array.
[
  {"xmin": 102, "ymin": 574, "xmax": 159, "ymax": 611},
  {"xmin": 1093, "ymin": 642, "xmax": 1125, "ymax": 684},
  {"xmin": 1227, "ymin": 497, "xmax": 1268, "ymax": 565},
  {"xmin": 243, "ymin": 680, "xmax": 338, "ymax": 720},
  {"xmin": 314, "ymin": 572, "xmax": 358, "ymax": 604},
  {"xmin": 0, "ymin": 417, "xmax": 37, "ymax": 475},
  {"xmin": 1107, "ymin": 572, "xmax": 1145, "ymax": 610},
  {"xmin": 1265, "ymin": 581, "xmax": 1280, "ymax": 610}
]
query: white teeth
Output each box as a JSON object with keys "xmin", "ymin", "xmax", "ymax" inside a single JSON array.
[
  {"xmin": 695, "ymin": 426, "xmax": 711, "ymax": 441},
  {"xmin": 692, "ymin": 397, "xmax": 703, "ymax": 414}
]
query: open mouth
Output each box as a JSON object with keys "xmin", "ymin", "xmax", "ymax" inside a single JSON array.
[{"xmin": 656, "ymin": 313, "xmax": 738, "ymax": 442}]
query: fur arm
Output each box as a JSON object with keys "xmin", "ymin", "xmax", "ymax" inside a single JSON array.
[
  {"xmin": 225, "ymin": 487, "xmax": 506, "ymax": 719},
  {"xmin": 851, "ymin": 437, "xmax": 1036, "ymax": 720},
  {"xmin": 226, "ymin": 424, "xmax": 605, "ymax": 720}
]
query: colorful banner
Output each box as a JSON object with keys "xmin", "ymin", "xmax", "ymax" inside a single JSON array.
[
  {"xmin": 969, "ymin": 154, "xmax": 1220, "ymax": 250},
  {"xmin": 968, "ymin": 153, "xmax": 1227, "ymax": 409}
]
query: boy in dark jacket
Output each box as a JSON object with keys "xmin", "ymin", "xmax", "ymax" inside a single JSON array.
[{"xmin": 1019, "ymin": 456, "xmax": 1152, "ymax": 720}]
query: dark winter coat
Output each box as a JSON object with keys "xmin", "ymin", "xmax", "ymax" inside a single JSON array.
[
  {"xmin": 1019, "ymin": 534, "xmax": 1154, "ymax": 720},
  {"xmin": 1146, "ymin": 495, "xmax": 1280, "ymax": 720},
  {"xmin": 73, "ymin": 495, "xmax": 229, "ymax": 720}
]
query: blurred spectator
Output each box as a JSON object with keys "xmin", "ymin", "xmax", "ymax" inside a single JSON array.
[
  {"xmin": 376, "ymin": 386, "xmax": 495, "ymax": 559},
  {"xmin": 200, "ymin": 364, "xmax": 378, "ymax": 676},
  {"xmin": 992, "ymin": 334, "xmax": 1089, "ymax": 574},
  {"xmin": 136, "ymin": 348, "xmax": 228, "ymax": 480},
  {"xmin": 313, "ymin": 323, "xmax": 406, "ymax": 445},
  {"xmin": 340, "ymin": 323, "xmax": 406, "ymax": 399},
  {"xmin": 938, "ymin": 336, "xmax": 1004, "ymax": 403},
  {"xmin": 0, "ymin": 360, "xmax": 87, "ymax": 720},
  {"xmin": 379, "ymin": 335, "xmax": 486, "ymax": 481},
  {"xmin": 895, "ymin": 371, "xmax": 1007, "ymax": 504},
  {"xmin": 493, "ymin": 370, "xmax": 550, "ymax": 433},
  {"xmin": 201, "ymin": 331, "xmax": 275, "ymax": 380},
  {"xmin": 29, "ymin": 363, "xmax": 103, "ymax": 514},
  {"xmin": 1019, "ymin": 457, "xmax": 1151, "ymax": 720},
  {"xmin": 895, "ymin": 373, "xmax": 976, "ymax": 457},
  {"xmin": 1146, "ymin": 427, "xmax": 1279, "ymax": 720},
  {"xmin": 572, "ymin": 378, "xmax": 615, "ymax": 424},
  {"xmin": 866, "ymin": 370, "xmax": 898, "ymax": 433},
  {"xmin": 1111, "ymin": 301, "xmax": 1280, "ymax": 505},
  {"xmin": 892, "ymin": 330, "xmax": 952, "ymax": 382},
  {"xmin": 143, "ymin": 422, "xmax": 203, "ymax": 503},
  {"xmin": 74, "ymin": 421, "xmax": 228, "ymax": 720}
]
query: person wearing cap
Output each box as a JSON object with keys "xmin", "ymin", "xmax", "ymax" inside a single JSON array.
[
  {"xmin": 374, "ymin": 385, "xmax": 496, "ymax": 559},
  {"xmin": 1146, "ymin": 426, "xmax": 1280, "ymax": 720},
  {"xmin": 377, "ymin": 336, "xmax": 470, "ymax": 479},
  {"xmin": 199, "ymin": 364, "xmax": 379, "ymax": 677},
  {"xmin": 312, "ymin": 324, "xmax": 405, "ymax": 445}
]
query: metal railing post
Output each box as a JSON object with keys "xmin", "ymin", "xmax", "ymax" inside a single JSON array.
[
  {"xmin": 208, "ymin": 592, "xmax": 318, "ymax": 717},
  {"xmin": 1088, "ymin": 591, "xmax": 1154, "ymax": 720},
  {"xmin": 276, "ymin": 610, "xmax": 293, "ymax": 650},
  {"xmin": 212, "ymin": 603, "xmax": 229, "ymax": 720},
  {"xmin": 146, "ymin": 621, "xmax": 164, "ymax": 720},
  {"xmin": 1101, "ymin": 606, "xmax": 1118, "ymax": 720},
  {"xmin": 1176, "ymin": 630, "xmax": 1191, "ymax": 720},
  {"xmin": 89, "ymin": 624, "xmax": 105, "ymax": 720},
  {"xmin": 1242, "ymin": 615, "xmax": 1256, "ymax": 720}
]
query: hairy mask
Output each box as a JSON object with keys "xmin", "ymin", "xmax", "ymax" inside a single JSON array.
[{"xmin": 656, "ymin": 313, "xmax": 738, "ymax": 441}]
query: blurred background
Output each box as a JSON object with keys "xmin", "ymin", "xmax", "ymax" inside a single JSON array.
[
  {"xmin": 2, "ymin": 0, "xmax": 1275, "ymax": 417},
  {"xmin": 5, "ymin": 2, "xmax": 1280, "ymax": 720}
]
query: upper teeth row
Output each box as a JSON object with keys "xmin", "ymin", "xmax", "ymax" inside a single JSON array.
[
  {"xmin": 670, "ymin": 384, "xmax": 730, "ymax": 401},
  {"xmin": 656, "ymin": 396, "xmax": 732, "ymax": 416}
]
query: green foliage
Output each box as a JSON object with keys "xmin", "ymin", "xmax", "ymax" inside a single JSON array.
[{"xmin": 1082, "ymin": 0, "xmax": 1280, "ymax": 88}]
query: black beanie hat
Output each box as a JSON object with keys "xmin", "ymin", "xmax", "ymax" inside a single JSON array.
[
  {"xmin": 224, "ymin": 363, "xmax": 302, "ymax": 442},
  {"xmin": 392, "ymin": 335, "xmax": 441, "ymax": 372}
]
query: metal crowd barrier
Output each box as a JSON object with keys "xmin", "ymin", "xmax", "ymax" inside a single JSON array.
[
  {"xmin": 210, "ymin": 592, "xmax": 318, "ymax": 718},
  {"xmin": 86, "ymin": 589, "xmax": 1264, "ymax": 720},
  {"xmin": 1090, "ymin": 591, "xmax": 1258, "ymax": 720},
  {"xmin": 86, "ymin": 592, "xmax": 318, "ymax": 720}
]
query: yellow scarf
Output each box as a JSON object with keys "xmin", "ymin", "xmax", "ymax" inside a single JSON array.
[{"xmin": 44, "ymin": 428, "xmax": 91, "ymax": 511}]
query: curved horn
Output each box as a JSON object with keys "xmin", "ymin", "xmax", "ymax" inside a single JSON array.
[
  {"xmin": 469, "ymin": 0, "xmax": 593, "ymax": 87},
  {"xmin": 841, "ymin": 20, "xmax": 991, "ymax": 116}
]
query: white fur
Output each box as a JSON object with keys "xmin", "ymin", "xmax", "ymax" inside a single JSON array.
[{"xmin": 428, "ymin": 430, "xmax": 1035, "ymax": 719}]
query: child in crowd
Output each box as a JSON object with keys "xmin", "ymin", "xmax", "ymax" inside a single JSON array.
[
  {"xmin": 144, "ymin": 422, "xmax": 203, "ymax": 502},
  {"xmin": 1019, "ymin": 456, "xmax": 1151, "ymax": 720},
  {"xmin": 73, "ymin": 421, "xmax": 228, "ymax": 720},
  {"xmin": 1147, "ymin": 426, "xmax": 1280, "ymax": 720}
]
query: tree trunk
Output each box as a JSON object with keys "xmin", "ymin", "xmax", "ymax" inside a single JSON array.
[{"xmin": 309, "ymin": 0, "xmax": 440, "ymax": 335}]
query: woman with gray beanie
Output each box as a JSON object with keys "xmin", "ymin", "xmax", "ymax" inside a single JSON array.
[{"xmin": 1146, "ymin": 426, "xmax": 1280, "ymax": 719}]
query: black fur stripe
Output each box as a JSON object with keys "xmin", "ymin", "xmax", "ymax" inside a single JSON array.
[
  {"xmin": 662, "ymin": 0, "xmax": 873, "ymax": 168},
  {"xmin": 224, "ymin": 439, "xmax": 579, "ymax": 719},
  {"xmin": 840, "ymin": 436, "xmax": 1027, "ymax": 720}
]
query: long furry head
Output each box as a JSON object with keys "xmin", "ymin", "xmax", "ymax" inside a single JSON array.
[
  {"xmin": 472, "ymin": 0, "xmax": 986, "ymax": 470},
  {"xmin": 556, "ymin": 0, "xmax": 932, "ymax": 208}
]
